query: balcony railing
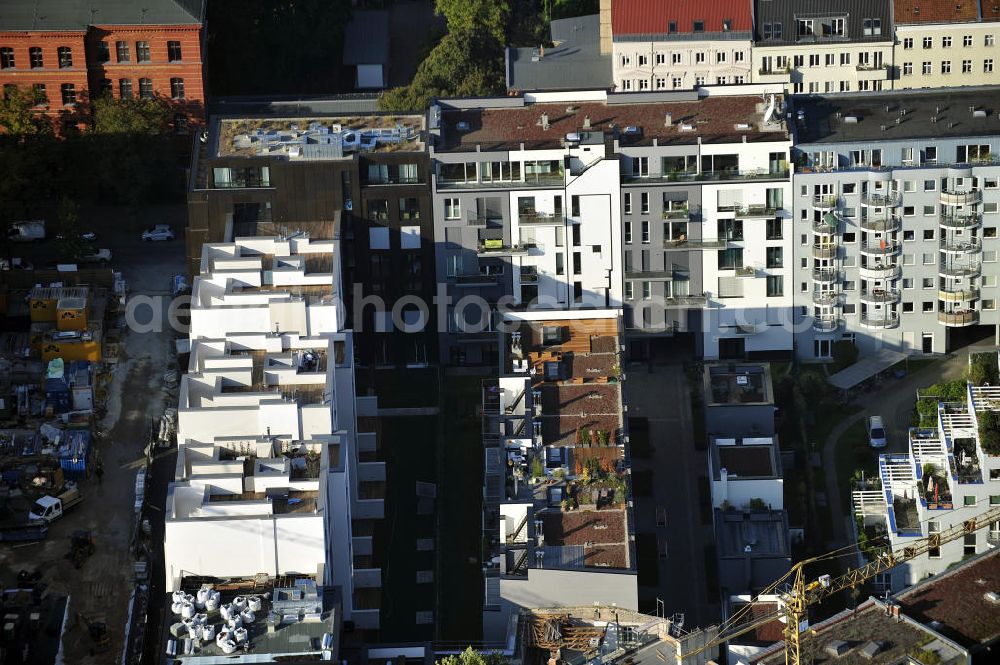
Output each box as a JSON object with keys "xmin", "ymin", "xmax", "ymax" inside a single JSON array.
[
  {"xmin": 860, "ymin": 216, "xmax": 901, "ymax": 232},
  {"xmin": 861, "ymin": 313, "xmax": 900, "ymax": 329},
  {"xmin": 813, "ymin": 195, "xmax": 838, "ymax": 210},
  {"xmin": 453, "ymin": 272, "xmax": 502, "ymax": 286},
  {"xmin": 939, "ymin": 237, "xmax": 982, "ymax": 253},
  {"xmin": 859, "ymin": 263, "xmax": 901, "ymax": 280},
  {"xmin": 663, "ymin": 238, "xmax": 728, "ymax": 250},
  {"xmin": 477, "ymin": 242, "xmax": 542, "ymax": 256},
  {"xmin": 939, "ymin": 214, "xmax": 981, "ymax": 229},
  {"xmin": 939, "ymin": 189, "xmax": 982, "ymax": 206},
  {"xmin": 734, "ymin": 204, "xmax": 780, "ymax": 219},
  {"xmin": 861, "ymin": 288, "xmax": 900, "ymax": 304},
  {"xmin": 855, "ymin": 63, "xmax": 890, "ymax": 79},
  {"xmin": 466, "ymin": 213, "xmax": 503, "ymax": 226},
  {"xmin": 813, "ymin": 316, "xmax": 841, "ymax": 332},
  {"xmin": 734, "ymin": 265, "xmax": 757, "ymax": 278},
  {"xmin": 812, "ymin": 244, "xmax": 838, "ymax": 259},
  {"xmin": 938, "ymin": 288, "xmax": 979, "ymax": 303},
  {"xmin": 861, "ymin": 241, "xmax": 901, "ymax": 256},
  {"xmin": 518, "ymin": 212, "xmax": 565, "ymax": 225},
  {"xmin": 663, "ymin": 294, "xmax": 709, "ymax": 307},
  {"xmin": 812, "ymin": 268, "xmax": 840, "ymax": 283},
  {"xmin": 812, "ymin": 291, "xmax": 841, "ymax": 306},
  {"xmin": 939, "ymin": 261, "xmax": 981, "ymax": 277},
  {"xmin": 861, "ymin": 192, "xmax": 901, "ymax": 207},
  {"xmin": 437, "ymin": 174, "xmax": 565, "ymax": 190},
  {"xmin": 938, "ymin": 310, "xmax": 979, "ymax": 326},
  {"xmin": 662, "ymin": 208, "xmax": 690, "ymax": 219},
  {"xmin": 622, "ymin": 168, "xmax": 789, "ymax": 185},
  {"xmin": 519, "ymin": 268, "xmax": 539, "ymax": 284},
  {"xmin": 813, "ymin": 219, "xmax": 840, "ymax": 234}
]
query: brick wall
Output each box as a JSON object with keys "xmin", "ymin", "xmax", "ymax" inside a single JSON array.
[{"xmin": 0, "ymin": 22, "xmax": 204, "ymax": 135}]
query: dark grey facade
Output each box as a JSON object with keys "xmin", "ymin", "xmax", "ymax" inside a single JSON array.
[{"xmin": 753, "ymin": 0, "xmax": 894, "ymax": 45}]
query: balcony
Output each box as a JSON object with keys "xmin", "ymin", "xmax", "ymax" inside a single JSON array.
[
  {"xmin": 939, "ymin": 236, "xmax": 982, "ymax": 254},
  {"xmin": 861, "ymin": 192, "xmax": 901, "ymax": 207},
  {"xmin": 477, "ymin": 242, "xmax": 541, "ymax": 257},
  {"xmin": 622, "ymin": 168, "xmax": 789, "ymax": 185},
  {"xmin": 663, "ymin": 294, "xmax": 709, "ymax": 307},
  {"xmin": 663, "ymin": 237, "xmax": 728, "ymax": 250},
  {"xmin": 938, "ymin": 310, "xmax": 979, "ymax": 326},
  {"xmin": 938, "ymin": 287, "xmax": 979, "ymax": 303},
  {"xmin": 812, "ymin": 244, "xmax": 838, "ymax": 260},
  {"xmin": 939, "ymin": 261, "xmax": 981, "ymax": 277},
  {"xmin": 860, "ymin": 216, "xmax": 901, "ymax": 232},
  {"xmin": 756, "ymin": 66, "xmax": 792, "ymax": 83},
  {"xmin": 939, "ymin": 213, "xmax": 981, "ymax": 229},
  {"xmin": 812, "ymin": 268, "xmax": 841, "ymax": 284},
  {"xmin": 735, "ymin": 265, "xmax": 757, "ymax": 278},
  {"xmin": 813, "ymin": 195, "xmax": 838, "ymax": 211},
  {"xmin": 453, "ymin": 272, "xmax": 502, "ymax": 287},
  {"xmin": 626, "ymin": 269, "xmax": 675, "ymax": 280},
  {"xmin": 518, "ymin": 211, "xmax": 565, "ymax": 225},
  {"xmin": 939, "ymin": 189, "xmax": 982, "ymax": 206},
  {"xmin": 861, "ymin": 288, "xmax": 900, "ymax": 304},
  {"xmin": 859, "ymin": 263, "xmax": 901, "ymax": 280},
  {"xmin": 662, "ymin": 207, "xmax": 690, "ymax": 219},
  {"xmin": 856, "ymin": 63, "xmax": 890, "ymax": 80},
  {"xmin": 812, "ymin": 291, "xmax": 841, "ymax": 306},
  {"xmin": 519, "ymin": 267, "xmax": 538, "ymax": 284},
  {"xmin": 860, "ymin": 241, "xmax": 901, "ymax": 257},
  {"xmin": 861, "ymin": 312, "xmax": 900, "ymax": 329},
  {"xmin": 813, "ymin": 217, "xmax": 840, "ymax": 234},
  {"xmin": 813, "ymin": 316, "xmax": 841, "ymax": 332},
  {"xmin": 734, "ymin": 204, "xmax": 780, "ymax": 219},
  {"xmin": 437, "ymin": 174, "xmax": 565, "ymax": 190}
]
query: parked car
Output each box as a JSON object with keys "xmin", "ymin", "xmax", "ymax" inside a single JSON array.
[
  {"xmin": 142, "ymin": 225, "xmax": 175, "ymax": 241},
  {"xmin": 868, "ymin": 416, "xmax": 888, "ymax": 449},
  {"xmin": 76, "ymin": 248, "xmax": 113, "ymax": 265},
  {"xmin": 0, "ymin": 257, "xmax": 33, "ymax": 270},
  {"xmin": 7, "ymin": 220, "xmax": 46, "ymax": 242}
]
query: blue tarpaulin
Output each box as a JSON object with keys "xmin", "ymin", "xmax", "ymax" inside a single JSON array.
[{"xmin": 57, "ymin": 429, "xmax": 91, "ymax": 478}]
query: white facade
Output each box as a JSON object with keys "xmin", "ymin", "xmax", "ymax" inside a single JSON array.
[
  {"xmin": 708, "ymin": 437, "xmax": 784, "ymax": 511},
  {"xmin": 894, "ymin": 23, "xmax": 1000, "ymax": 91},
  {"xmin": 165, "ymin": 237, "xmax": 381, "ymax": 630},
  {"xmin": 613, "ymin": 39, "xmax": 753, "ymax": 91},
  {"xmin": 752, "ymin": 43, "xmax": 892, "ymax": 94}
]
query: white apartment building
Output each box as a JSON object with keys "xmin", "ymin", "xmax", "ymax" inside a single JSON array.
[
  {"xmin": 752, "ymin": 0, "xmax": 894, "ymax": 94},
  {"xmin": 165, "ymin": 236, "xmax": 383, "ymax": 630},
  {"xmin": 610, "ymin": 0, "xmax": 753, "ymax": 91},
  {"xmin": 894, "ymin": 0, "xmax": 1000, "ymax": 91},
  {"xmin": 854, "ymin": 351, "xmax": 1000, "ymax": 592},
  {"xmin": 708, "ymin": 436, "xmax": 784, "ymax": 511}
]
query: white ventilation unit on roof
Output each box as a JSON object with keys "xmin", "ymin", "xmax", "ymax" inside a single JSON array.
[
  {"xmin": 735, "ymin": 123, "xmax": 752, "ymax": 130},
  {"xmin": 844, "ymin": 115, "xmax": 859, "ymax": 124},
  {"xmin": 974, "ymin": 109, "xmax": 988, "ymax": 118},
  {"xmin": 679, "ymin": 123, "xmax": 695, "ymax": 132}
]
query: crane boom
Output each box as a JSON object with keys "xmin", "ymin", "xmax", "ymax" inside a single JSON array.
[{"xmin": 679, "ymin": 504, "xmax": 1000, "ymax": 665}]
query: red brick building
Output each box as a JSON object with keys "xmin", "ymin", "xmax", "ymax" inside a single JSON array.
[{"xmin": 0, "ymin": 0, "xmax": 205, "ymax": 134}]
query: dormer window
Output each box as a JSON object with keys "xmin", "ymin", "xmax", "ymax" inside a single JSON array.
[
  {"xmin": 797, "ymin": 19, "xmax": 814, "ymax": 37},
  {"xmin": 723, "ymin": 19, "xmax": 732, "ymax": 31},
  {"xmin": 693, "ymin": 20, "xmax": 704, "ymax": 32},
  {"xmin": 668, "ymin": 21, "xmax": 677, "ymax": 33}
]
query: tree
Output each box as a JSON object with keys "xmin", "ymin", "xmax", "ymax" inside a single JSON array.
[
  {"xmin": 438, "ymin": 647, "xmax": 509, "ymax": 665},
  {"xmin": 379, "ymin": 31, "xmax": 505, "ymax": 111},
  {"xmin": 54, "ymin": 197, "xmax": 87, "ymax": 261},
  {"xmin": 0, "ymin": 87, "xmax": 52, "ymax": 136},
  {"xmin": 92, "ymin": 95, "xmax": 171, "ymax": 135},
  {"xmin": 435, "ymin": 0, "xmax": 510, "ymax": 44}
]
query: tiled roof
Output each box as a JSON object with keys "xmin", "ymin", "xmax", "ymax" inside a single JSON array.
[
  {"xmin": 612, "ymin": 0, "xmax": 753, "ymax": 36},
  {"xmin": 753, "ymin": 0, "xmax": 894, "ymax": 45},
  {"xmin": 896, "ymin": 549, "xmax": 1000, "ymax": 650},
  {"xmin": 0, "ymin": 0, "xmax": 203, "ymax": 31},
  {"xmin": 894, "ymin": 0, "xmax": 981, "ymax": 24}
]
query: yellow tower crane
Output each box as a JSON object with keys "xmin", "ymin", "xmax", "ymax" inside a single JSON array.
[{"xmin": 678, "ymin": 504, "xmax": 1000, "ymax": 665}]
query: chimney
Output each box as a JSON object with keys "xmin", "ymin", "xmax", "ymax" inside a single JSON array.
[
  {"xmin": 539, "ymin": 44, "xmax": 545, "ymax": 59},
  {"xmin": 583, "ymin": 115, "xmax": 591, "ymax": 129},
  {"xmin": 599, "ymin": 0, "xmax": 612, "ymax": 54},
  {"xmin": 540, "ymin": 113, "xmax": 550, "ymax": 131},
  {"xmin": 664, "ymin": 113, "xmax": 672, "ymax": 127}
]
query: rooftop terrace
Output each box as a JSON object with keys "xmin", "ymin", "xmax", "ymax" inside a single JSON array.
[
  {"xmin": 214, "ymin": 114, "xmax": 425, "ymax": 159},
  {"xmin": 705, "ymin": 364, "xmax": 773, "ymax": 406},
  {"xmin": 712, "ymin": 437, "xmax": 780, "ymax": 479},
  {"xmin": 439, "ymin": 94, "xmax": 788, "ymax": 151}
]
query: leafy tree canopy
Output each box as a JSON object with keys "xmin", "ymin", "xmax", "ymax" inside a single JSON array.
[
  {"xmin": 92, "ymin": 95, "xmax": 171, "ymax": 135},
  {"xmin": 0, "ymin": 87, "xmax": 53, "ymax": 136},
  {"xmin": 438, "ymin": 647, "xmax": 509, "ymax": 665},
  {"xmin": 435, "ymin": 0, "xmax": 510, "ymax": 44}
]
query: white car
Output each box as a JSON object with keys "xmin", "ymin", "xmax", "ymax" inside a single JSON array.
[
  {"xmin": 77, "ymin": 248, "xmax": 113, "ymax": 265},
  {"xmin": 868, "ymin": 416, "xmax": 888, "ymax": 449},
  {"xmin": 142, "ymin": 225, "xmax": 175, "ymax": 241}
]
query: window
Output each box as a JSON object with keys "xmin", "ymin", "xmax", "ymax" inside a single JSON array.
[
  {"xmin": 97, "ymin": 41, "xmax": 109, "ymax": 62},
  {"xmin": 988, "ymin": 35, "xmax": 996, "ymax": 46},
  {"xmin": 766, "ymin": 247, "xmax": 783, "ymax": 268},
  {"xmin": 766, "ymin": 218, "xmax": 783, "ymax": 239},
  {"xmin": 642, "ymin": 281, "xmax": 651, "ymax": 298},
  {"xmin": 573, "ymin": 252, "xmax": 582, "ymax": 274},
  {"xmin": 924, "ymin": 179, "xmax": 937, "ymax": 191},
  {"xmin": 903, "ymin": 278, "xmax": 914, "ymax": 289},
  {"xmin": 964, "ymin": 35, "xmax": 974, "ymax": 47},
  {"xmin": 695, "ymin": 52, "xmax": 706, "ymax": 64},
  {"xmin": 923, "ymin": 37, "xmax": 933, "ymax": 49},
  {"xmin": 116, "ymin": 41, "xmax": 130, "ymax": 63},
  {"xmin": 163, "ymin": 40, "xmax": 182, "ymax": 63},
  {"xmin": 988, "ymin": 59, "xmax": 995, "ymax": 73},
  {"xmin": 656, "ymin": 53, "xmax": 666, "ymax": 65},
  {"xmin": 571, "ymin": 195, "xmax": 580, "ymax": 217},
  {"xmin": 942, "ymin": 60, "xmax": 952, "ymax": 74},
  {"xmin": 29, "ymin": 47, "xmax": 43, "ymax": 68},
  {"xmin": 693, "ymin": 20, "xmax": 704, "ymax": 32},
  {"xmin": 0, "ymin": 47, "xmax": 13, "ymax": 69},
  {"xmin": 641, "ymin": 221, "xmax": 650, "ymax": 243},
  {"xmin": 903, "ymin": 37, "xmax": 913, "ymax": 49},
  {"xmin": 863, "ymin": 18, "xmax": 881, "ymax": 36},
  {"xmin": 943, "ymin": 36, "xmax": 953, "ymax": 48},
  {"xmin": 717, "ymin": 248, "xmax": 743, "ymax": 269},
  {"xmin": 903, "ymin": 62, "xmax": 913, "ymax": 76},
  {"xmin": 716, "ymin": 52, "xmax": 727, "ymax": 64},
  {"xmin": 655, "ymin": 77, "xmax": 666, "ymax": 89},
  {"xmin": 57, "ymin": 46, "xmax": 72, "ymax": 68},
  {"xmin": 965, "ymin": 495, "xmax": 977, "ymax": 506},
  {"xmin": 170, "ymin": 78, "xmax": 184, "ymax": 99},
  {"xmin": 136, "ymin": 41, "xmax": 151, "ymax": 63},
  {"xmin": 903, "ymin": 301, "xmax": 914, "ymax": 311},
  {"xmin": 963, "ymin": 59, "xmax": 973, "ymax": 73},
  {"xmin": 809, "ymin": 54, "xmax": 820, "ymax": 67},
  {"xmin": 669, "ymin": 21, "xmax": 677, "ymax": 33},
  {"xmin": 672, "ymin": 77, "xmax": 682, "ymax": 88},
  {"xmin": 735, "ymin": 51, "xmax": 745, "ymax": 62},
  {"xmin": 638, "ymin": 55, "xmax": 648, "ymax": 66},
  {"xmin": 624, "ymin": 193, "xmax": 632, "ymax": 215},
  {"xmin": 399, "ymin": 197, "xmax": 420, "ymax": 220},
  {"xmin": 798, "ymin": 19, "xmax": 814, "ymax": 36},
  {"xmin": 922, "ymin": 60, "xmax": 932, "ymax": 75},
  {"xmin": 624, "ymin": 221, "xmax": 632, "ymax": 243},
  {"xmin": 31, "ymin": 83, "xmax": 46, "ymax": 105},
  {"xmin": 923, "ymin": 205, "xmax": 936, "ymax": 216},
  {"xmin": 624, "ymin": 282, "xmax": 633, "ymax": 300},
  {"xmin": 767, "ymin": 275, "xmax": 784, "ymax": 297},
  {"xmin": 671, "ymin": 52, "xmax": 682, "ymax": 65},
  {"xmin": 965, "ymin": 534, "xmax": 977, "ymax": 557},
  {"xmin": 957, "ymin": 144, "xmax": 991, "ymax": 162},
  {"xmin": 98, "ymin": 78, "xmax": 112, "ymax": 96},
  {"xmin": 444, "ymin": 198, "xmax": 460, "ymax": 219},
  {"xmin": 640, "ymin": 192, "xmax": 649, "ymax": 214},
  {"xmin": 928, "ymin": 521, "xmax": 941, "ymax": 557},
  {"xmin": 60, "ymin": 83, "xmax": 76, "ymax": 105},
  {"xmin": 139, "ymin": 78, "xmax": 153, "ymax": 99}
]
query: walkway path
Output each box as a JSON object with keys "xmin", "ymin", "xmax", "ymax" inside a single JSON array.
[{"xmin": 820, "ymin": 347, "xmax": 979, "ymax": 553}]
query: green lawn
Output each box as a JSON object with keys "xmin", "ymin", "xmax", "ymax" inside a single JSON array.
[
  {"xmin": 834, "ymin": 420, "xmax": 879, "ymax": 512},
  {"xmin": 436, "ymin": 374, "xmax": 485, "ymax": 642}
]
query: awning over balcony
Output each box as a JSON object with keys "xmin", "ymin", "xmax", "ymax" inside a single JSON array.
[{"xmin": 828, "ymin": 348, "xmax": 907, "ymax": 390}]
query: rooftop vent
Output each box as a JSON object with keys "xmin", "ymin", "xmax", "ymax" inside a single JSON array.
[
  {"xmin": 844, "ymin": 115, "xmax": 860, "ymax": 124},
  {"xmin": 974, "ymin": 109, "xmax": 988, "ymax": 118},
  {"xmin": 664, "ymin": 113, "xmax": 672, "ymax": 127},
  {"xmin": 583, "ymin": 115, "xmax": 592, "ymax": 129},
  {"xmin": 859, "ymin": 641, "xmax": 884, "ymax": 660},
  {"xmin": 679, "ymin": 123, "xmax": 695, "ymax": 132},
  {"xmin": 565, "ymin": 132, "xmax": 581, "ymax": 143},
  {"xmin": 735, "ymin": 122, "xmax": 752, "ymax": 130},
  {"xmin": 824, "ymin": 640, "xmax": 850, "ymax": 657}
]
